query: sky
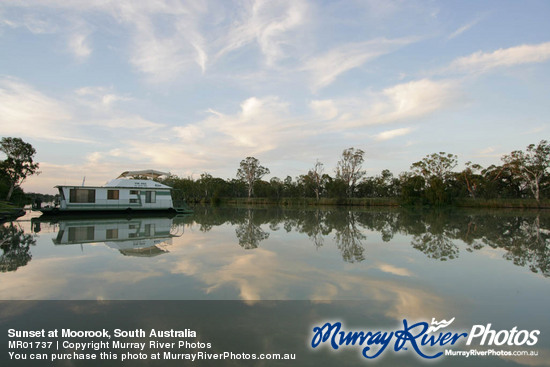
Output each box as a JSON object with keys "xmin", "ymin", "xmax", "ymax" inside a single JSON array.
[{"xmin": 0, "ymin": 0, "xmax": 549, "ymax": 194}]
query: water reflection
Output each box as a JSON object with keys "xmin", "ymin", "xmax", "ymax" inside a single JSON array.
[
  {"xmin": 190, "ymin": 207, "xmax": 550, "ymax": 275},
  {"xmin": 234, "ymin": 209, "xmax": 270, "ymax": 249},
  {"xmin": 33, "ymin": 215, "xmax": 185, "ymax": 257},
  {"xmin": 7, "ymin": 207, "xmax": 550, "ymax": 277},
  {"xmin": 0, "ymin": 222, "xmax": 35, "ymax": 272}
]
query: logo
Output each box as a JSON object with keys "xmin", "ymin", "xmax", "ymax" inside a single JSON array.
[
  {"xmin": 427, "ymin": 317, "xmax": 455, "ymax": 333},
  {"xmin": 310, "ymin": 318, "xmax": 540, "ymax": 360}
]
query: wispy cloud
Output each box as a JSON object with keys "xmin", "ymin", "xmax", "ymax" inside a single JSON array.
[
  {"xmin": 369, "ymin": 79, "xmax": 458, "ymax": 124},
  {"xmin": 447, "ymin": 17, "xmax": 482, "ymax": 40},
  {"xmin": 331, "ymin": 78, "xmax": 459, "ymax": 129},
  {"xmin": 0, "ymin": 12, "xmax": 59, "ymax": 34},
  {"xmin": 68, "ymin": 32, "xmax": 92, "ymax": 60},
  {"xmin": 0, "ymin": 77, "xmax": 89, "ymax": 143},
  {"xmin": 173, "ymin": 96, "xmax": 302, "ymax": 154},
  {"xmin": 309, "ymin": 99, "xmax": 339, "ymax": 120},
  {"xmin": 75, "ymin": 86, "xmax": 131, "ymax": 108},
  {"xmin": 444, "ymin": 42, "xmax": 550, "ymax": 74},
  {"xmin": 373, "ymin": 127, "xmax": 414, "ymax": 141},
  {"xmin": 215, "ymin": 0, "xmax": 308, "ymax": 67},
  {"xmin": 306, "ymin": 37, "xmax": 417, "ymax": 91},
  {"xmin": 1, "ymin": 0, "xmax": 210, "ymax": 81}
]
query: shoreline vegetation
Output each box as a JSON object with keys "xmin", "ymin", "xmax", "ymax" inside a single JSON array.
[
  {"xmin": 161, "ymin": 142, "xmax": 549, "ymax": 210},
  {"xmin": 191, "ymin": 197, "xmax": 550, "ymax": 209},
  {"xmin": 1, "ymin": 137, "xmax": 549, "ymax": 212},
  {"xmin": 0, "ymin": 201, "xmax": 26, "ymax": 222}
]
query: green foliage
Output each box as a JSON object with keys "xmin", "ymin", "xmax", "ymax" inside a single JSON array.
[
  {"xmin": 236, "ymin": 157, "xmax": 270, "ymax": 198},
  {"xmin": 502, "ymin": 140, "xmax": 550, "ymax": 202},
  {"xmin": 335, "ymin": 147, "xmax": 366, "ymax": 197},
  {"xmin": 153, "ymin": 143, "xmax": 550, "ymax": 208},
  {"xmin": 0, "ymin": 137, "xmax": 40, "ymax": 201}
]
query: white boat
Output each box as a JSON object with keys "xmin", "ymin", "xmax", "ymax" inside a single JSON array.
[{"xmin": 36, "ymin": 170, "xmax": 192, "ymax": 214}]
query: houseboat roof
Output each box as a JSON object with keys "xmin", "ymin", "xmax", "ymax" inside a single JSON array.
[
  {"xmin": 55, "ymin": 179, "xmax": 172, "ymax": 190},
  {"xmin": 104, "ymin": 178, "xmax": 172, "ymax": 189},
  {"xmin": 117, "ymin": 170, "xmax": 170, "ymax": 179}
]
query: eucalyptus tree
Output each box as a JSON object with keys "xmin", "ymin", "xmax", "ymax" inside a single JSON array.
[
  {"xmin": 0, "ymin": 137, "xmax": 40, "ymax": 201},
  {"xmin": 236, "ymin": 157, "xmax": 270, "ymax": 198},
  {"xmin": 502, "ymin": 140, "xmax": 550, "ymax": 203},
  {"xmin": 461, "ymin": 161, "xmax": 483, "ymax": 199},
  {"xmin": 308, "ymin": 160, "xmax": 326, "ymax": 201},
  {"xmin": 410, "ymin": 152, "xmax": 458, "ymax": 204},
  {"xmin": 335, "ymin": 148, "xmax": 366, "ymax": 197},
  {"xmin": 411, "ymin": 152, "xmax": 458, "ymax": 182}
]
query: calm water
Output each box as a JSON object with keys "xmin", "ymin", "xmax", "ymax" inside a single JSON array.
[{"xmin": 1, "ymin": 206, "xmax": 549, "ymax": 366}]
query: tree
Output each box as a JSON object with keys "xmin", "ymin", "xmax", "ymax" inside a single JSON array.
[
  {"xmin": 461, "ymin": 161, "xmax": 483, "ymax": 199},
  {"xmin": 411, "ymin": 152, "xmax": 458, "ymax": 182},
  {"xmin": 502, "ymin": 140, "xmax": 550, "ymax": 203},
  {"xmin": 236, "ymin": 157, "xmax": 270, "ymax": 198},
  {"xmin": 410, "ymin": 152, "xmax": 458, "ymax": 205},
  {"xmin": 308, "ymin": 160, "xmax": 325, "ymax": 201},
  {"xmin": 335, "ymin": 148, "xmax": 366, "ymax": 197},
  {"xmin": 0, "ymin": 137, "xmax": 40, "ymax": 201}
]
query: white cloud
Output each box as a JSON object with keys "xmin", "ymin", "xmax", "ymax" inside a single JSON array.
[
  {"xmin": 445, "ymin": 42, "xmax": 550, "ymax": 74},
  {"xmin": 173, "ymin": 124, "xmax": 205, "ymax": 143},
  {"xmin": 0, "ymin": 77, "xmax": 89, "ymax": 142},
  {"xmin": 75, "ymin": 86, "xmax": 131, "ymax": 108},
  {"xmin": 370, "ymin": 79, "xmax": 457, "ymax": 124},
  {"xmin": 373, "ymin": 127, "xmax": 413, "ymax": 141},
  {"xmin": 148, "ymin": 96, "xmax": 318, "ymax": 175},
  {"xmin": 306, "ymin": 37, "xmax": 417, "ymax": 91},
  {"xmin": 1, "ymin": 0, "xmax": 210, "ymax": 81},
  {"xmin": 330, "ymin": 78, "xmax": 459, "ymax": 129},
  {"xmin": 68, "ymin": 32, "xmax": 91, "ymax": 60},
  {"xmin": 82, "ymin": 115, "xmax": 164, "ymax": 131},
  {"xmin": 215, "ymin": 0, "xmax": 308, "ymax": 66},
  {"xmin": 310, "ymin": 99, "xmax": 339, "ymax": 120}
]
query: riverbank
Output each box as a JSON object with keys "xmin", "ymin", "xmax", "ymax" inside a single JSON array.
[
  {"xmin": 213, "ymin": 197, "xmax": 549, "ymax": 209},
  {"xmin": 0, "ymin": 201, "xmax": 26, "ymax": 223}
]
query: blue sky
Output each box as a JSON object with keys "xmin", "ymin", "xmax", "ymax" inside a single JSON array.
[{"xmin": 0, "ymin": 0, "xmax": 549, "ymax": 194}]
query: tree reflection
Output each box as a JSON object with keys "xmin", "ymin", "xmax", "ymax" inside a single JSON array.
[
  {"xmin": 411, "ymin": 234, "xmax": 459, "ymax": 261},
  {"xmin": 187, "ymin": 206, "xmax": 550, "ymax": 275},
  {"xmin": 326, "ymin": 210, "xmax": 367, "ymax": 263},
  {"xmin": 474, "ymin": 214, "xmax": 549, "ymax": 277},
  {"xmin": 0, "ymin": 222, "xmax": 35, "ymax": 272},
  {"xmin": 234, "ymin": 209, "xmax": 270, "ymax": 249}
]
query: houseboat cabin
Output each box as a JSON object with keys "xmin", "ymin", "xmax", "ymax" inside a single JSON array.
[{"xmin": 39, "ymin": 170, "xmax": 190, "ymax": 214}]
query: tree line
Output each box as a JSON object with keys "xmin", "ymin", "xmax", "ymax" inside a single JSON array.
[
  {"xmin": 163, "ymin": 141, "xmax": 550, "ymax": 206},
  {"xmin": 0, "ymin": 136, "xmax": 548, "ymax": 206}
]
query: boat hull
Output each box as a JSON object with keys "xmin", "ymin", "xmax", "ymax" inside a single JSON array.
[{"xmin": 38, "ymin": 207, "xmax": 193, "ymax": 216}]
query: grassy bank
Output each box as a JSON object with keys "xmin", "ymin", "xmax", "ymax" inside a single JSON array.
[
  {"xmin": 0, "ymin": 201, "xmax": 26, "ymax": 222},
  {"xmin": 220, "ymin": 197, "xmax": 398, "ymax": 207},
  {"xmin": 206, "ymin": 197, "xmax": 550, "ymax": 209}
]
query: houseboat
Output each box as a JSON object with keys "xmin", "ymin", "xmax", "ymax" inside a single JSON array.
[{"xmin": 37, "ymin": 170, "xmax": 192, "ymax": 215}]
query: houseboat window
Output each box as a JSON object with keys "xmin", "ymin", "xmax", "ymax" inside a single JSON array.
[
  {"xmin": 129, "ymin": 199, "xmax": 138, "ymax": 203},
  {"xmin": 106, "ymin": 229, "xmax": 118, "ymax": 239},
  {"xmin": 107, "ymin": 190, "xmax": 120, "ymax": 200},
  {"xmin": 69, "ymin": 189, "xmax": 95, "ymax": 203},
  {"xmin": 130, "ymin": 190, "xmax": 139, "ymax": 195},
  {"xmin": 145, "ymin": 191, "xmax": 156, "ymax": 203}
]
